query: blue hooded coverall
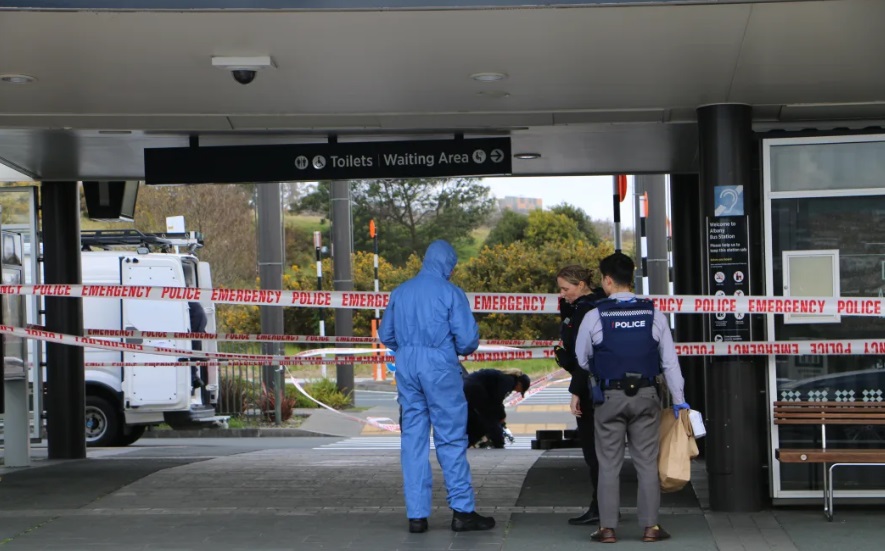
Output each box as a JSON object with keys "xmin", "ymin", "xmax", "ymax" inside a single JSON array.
[{"xmin": 378, "ymin": 240, "xmax": 479, "ymax": 519}]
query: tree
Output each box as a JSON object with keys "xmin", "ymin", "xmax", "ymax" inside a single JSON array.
[
  {"xmin": 484, "ymin": 210, "xmax": 529, "ymax": 248},
  {"xmin": 453, "ymin": 240, "xmax": 614, "ymax": 340},
  {"xmin": 0, "ymin": 182, "xmax": 35, "ymax": 226},
  {"xmin": 291, "ymin": 178, "xmax": 495, "ymax": 266},
  {"xmin": 524, "ymin": 210, "xmax": 580, "ymax": 248},
  {"xmin": 134, "ymin": 184, "xmax": 257, "ymax": 288},
  {"xmin": 485, "ymin": 209, "xmax": 582, "ymax": 248},
  {"xmin": 220, "ymin": 251, "xmax": 423, "ymax": 337},
  {"xmin": 549, "ymin": 203, "xmax": 601, "ymax": 246}
]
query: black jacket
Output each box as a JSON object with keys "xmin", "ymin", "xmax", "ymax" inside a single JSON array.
[
  {"xmin": 464, "ymin": 369, "xmax": 518, "ymax": 447},
  {"xmin": 188, "ymin": 301, "xmax": 208, "ymax": 352},
  {"xmin": 559, "ymin": 291, "xmax": 605, "ymax": 400}
]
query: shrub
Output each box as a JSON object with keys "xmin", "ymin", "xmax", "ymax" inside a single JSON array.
[
  {"xmin": 285, "ymin": 383, "xmax": 318, "ymax": 409},
  {"xmin": 281, "ymin": 379, "xmax": 351, "ymax": 410},
  {"xmin": 302, "ymin": 378, "xmax": 353, "ymax": 410},
  {"xmin": 218, "ymin": 375, "xmax": 260, "ymax": 415},
  {"xmin": 256, "ymin": 385, "xmax": 297, "ymax": 422}
]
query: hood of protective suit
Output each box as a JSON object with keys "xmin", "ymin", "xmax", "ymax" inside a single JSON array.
[{"xmin": 420, "ymin": 240, "xmax": 458, "ymax": 281}]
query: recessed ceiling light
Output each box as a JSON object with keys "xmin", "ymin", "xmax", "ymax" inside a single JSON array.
[
  {"xmin": 0, "ymin": 74, "xmax": 36, "ymax": 84},
  {"xmin": 514, "ymin": 152, "xmax": 542, "ymax": 160},
  {"xmin": 470, "ymin": 72, "xmax": 508, "ymax": 82},
  {"xmin": 476, "ymin": 90, "xmax": 510, "ymax": 99}
]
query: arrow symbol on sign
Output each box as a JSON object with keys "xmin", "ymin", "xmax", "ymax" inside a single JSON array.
[{"xmin": 490, "ymin": 149, "xmax": 504, "ymax": 163}]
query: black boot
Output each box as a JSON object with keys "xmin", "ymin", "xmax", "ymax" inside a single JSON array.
[
  {"xmin": 408, "ymin": 518, "xmax": 428, "ymax": 533},
  {"xmin": 451, "ymin": 511, "xmax": 495, "ymax": 532},
  {"xmin": 567, "ymin": 501, "xmax": 599, "ymax": 525}
]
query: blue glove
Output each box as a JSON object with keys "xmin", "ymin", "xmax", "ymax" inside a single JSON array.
[{"xmin": 672, "ymin": 402, "xmax": 690, "ymax": 419}]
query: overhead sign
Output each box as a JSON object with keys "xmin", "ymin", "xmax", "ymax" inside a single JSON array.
[{"xmin": 144, "ymin": 138, "xmax": 511, "ymax": 184}]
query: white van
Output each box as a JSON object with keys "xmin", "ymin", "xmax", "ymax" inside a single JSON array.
[{"xmin": 32, "ymin": 230, "xmax": 226, "ymax": 446}]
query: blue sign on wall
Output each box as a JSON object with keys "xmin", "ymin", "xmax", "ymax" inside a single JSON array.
[{"xmin": 714, "ymin": 185, "xmax": 744, "ymax": 217}]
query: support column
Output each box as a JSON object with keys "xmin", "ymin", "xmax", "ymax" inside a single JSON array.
[
  {"xmin": 42, "ymin": 182, "xmax": 85, "ymax": 459},
  {"xmin": 257, "ymin": 183, "xmax": 285, "ymax": 422},
  {"xmin": 670, "ymin": 174, "xmax": 705, "ymax": 455},
  {"xmin": 331, "ymin": 181, "xmax": 354, "ymax": 399},
  {"xmin": 635, "ymin": 175, "xmax": 669, "ymax": 295},
  {"xmin": 697, "ymin": 104, "xmax": 766, "ymax": 511}
]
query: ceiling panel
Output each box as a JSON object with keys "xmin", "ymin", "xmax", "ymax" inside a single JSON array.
[
  {"xmin": 0, "ymin": 1, "xmax": 883, "ymax": 179},
  {"xmin": 731, "ymin": 0, "xmax": 885, "ymax": 104}
]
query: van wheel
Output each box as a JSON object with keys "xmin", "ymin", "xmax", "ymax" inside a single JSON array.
[
  {"xmin": 118, "ymin": 425, "xmax": 147, "ymax": 446},
  {"xmin": 85, "ymin": 395, "xmax": 121, "ymax": 447}
]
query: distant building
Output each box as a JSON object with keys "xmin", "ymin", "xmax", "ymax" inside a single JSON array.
[{"xmin": 498, "ymin": 196, "xmax": 542, "ymax": 214}]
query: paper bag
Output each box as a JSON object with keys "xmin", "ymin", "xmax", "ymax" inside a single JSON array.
[{"xmin": 658, "ymin": 409, "xmax": 699, "ymax": 493}]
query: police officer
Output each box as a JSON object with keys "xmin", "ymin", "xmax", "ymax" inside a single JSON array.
[
  {"xmin": 553, "ymin": 265, "xmax": 605, "ymax": 525},
  {"xmin": 379, "ymin": 240, "xmax": 495, "ymax": 534},
  {"xmin": 574, "ymin": 252, "xmax": 688, "ymax": 544}
]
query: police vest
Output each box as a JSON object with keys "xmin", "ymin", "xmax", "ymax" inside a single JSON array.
[
  {"xmin": 593, "ymin": 298, "xmax": 660, "ymax": 381},
  {"xmin": 559, "ymin": 295, "xmax": 599, "ymax": 372}
]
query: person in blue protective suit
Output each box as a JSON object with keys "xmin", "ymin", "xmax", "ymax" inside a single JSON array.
[
  {"xmin": 378, "ymin": 239, "xmax": 495, "ymax": 535},
  {"xmin": 574, "ymin": 252, "xmax": 688, "ymax": 544}
]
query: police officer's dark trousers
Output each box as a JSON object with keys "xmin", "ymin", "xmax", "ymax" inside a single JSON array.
[
  {"xmin": 576, "ymin": 395, "xmax": 599, "ymax": 503},
  {"xmin": 594, "ymin": 387, "xmax": 661, "ymax": 529}
]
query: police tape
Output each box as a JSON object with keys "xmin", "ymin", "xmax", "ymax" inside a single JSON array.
[
  {"xmin": 502, "ymin": 368, "xmax": 567, "ymax": 408},
  {"xmin": 280, "ymin": 368, "xmax": 572, "ymax": 435},
  {"xmin": 79, "ymin": 327, "xmax": 559, "ymax": 348},
  {"xmin": 3, "ymin": 324, "xmax": 550, "ymax": 365},
  {"xmin": 10, "ymin": 325, "xmax": 885, "ymax": 361},
  {"xmin": 3, "ymin": 324, "xmax": 378, "ymax": 365},
  {"xmin": 292, "ymin": 367, "xmax": 573, "ymax": 436},
  {"xmin": 3, "ymin": 283, "xmax": 885, "ymax": 316},
  {"xmin": 284, "ymin": 370, "xmax": 402, "ymax": 434}
]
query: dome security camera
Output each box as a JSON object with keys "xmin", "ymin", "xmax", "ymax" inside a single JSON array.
[
  {"xmin": 211, "ymin": 56, "xmax": 275, "ymax": 85},
  {"xmin": 231, "ymin": 69, "xmax": 257, "ymax": 85}
]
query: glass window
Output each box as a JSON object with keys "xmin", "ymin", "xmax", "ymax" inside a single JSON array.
[
  {"xmin": 0, "ymin": 186, "xmax": 35, "ymax": 228},
  {"xmin": 770, "ymin": 139, "xmax": 885, "ymax": 192},
  {"xmin": 771, "ymin": 195, "xmax": 885, "ymax": 492}
]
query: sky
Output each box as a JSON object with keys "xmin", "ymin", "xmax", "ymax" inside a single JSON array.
[{"xmin": 481, "ymin": 175, "xmax": 635, "ymax": 229}]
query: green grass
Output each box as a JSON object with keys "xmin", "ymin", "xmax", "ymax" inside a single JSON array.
[
  {"xmin": 460, "ymin": 226, "xmax": 490, "ymax": 259},
  {"xmin": 285, "ymin": 213, "xmax": 327, "ymax": 232}
]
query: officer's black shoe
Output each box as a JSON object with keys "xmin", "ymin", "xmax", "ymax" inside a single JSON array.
[
  {"xmin": 408, "ymin": 518, "xmax": 428, "ymax": 533},
  {"xmin": 568, "ymin": 501, "xmax": 600, "ymax": 525},
  {"xmin": 451, "ymin": 511, "xmax": 495, "ymax": 532}
]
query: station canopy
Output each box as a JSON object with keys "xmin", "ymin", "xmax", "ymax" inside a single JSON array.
[{"xmin": 0, "ymin": 0, "xmax": 883, "ymax": 180}]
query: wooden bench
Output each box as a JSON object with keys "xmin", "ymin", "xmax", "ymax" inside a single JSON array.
[{"xmin": 774, "ymin": 401, "xmax": 885, "ymax": 521}]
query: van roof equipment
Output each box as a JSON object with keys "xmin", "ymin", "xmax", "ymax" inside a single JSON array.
[{"xmin": 80, "ymin": 229, "xmax": 203, "ymax": 253}]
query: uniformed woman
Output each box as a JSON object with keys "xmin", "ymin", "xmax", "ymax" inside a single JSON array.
[{"xmin": 555, "ymin": 265, "xmax": 605, "ymax": 525}]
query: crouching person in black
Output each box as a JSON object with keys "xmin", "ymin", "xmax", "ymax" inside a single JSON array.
[
  {"xmin": 463, "ymin": 368, "xmax": 530, "ymax": 448},
  {"xmin": 554, "ymin": 265, "xmax": 605, "ymax": 525}
]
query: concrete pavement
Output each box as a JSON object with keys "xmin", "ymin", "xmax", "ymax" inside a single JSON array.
[{"xmin": 2, "ymin": 377, "xmax": 883, "ymax": 549}]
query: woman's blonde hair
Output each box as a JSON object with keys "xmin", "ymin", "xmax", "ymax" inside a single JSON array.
[{"xmin": 556, "ymin": 264, "xmax": 592, "ymax": 287}]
